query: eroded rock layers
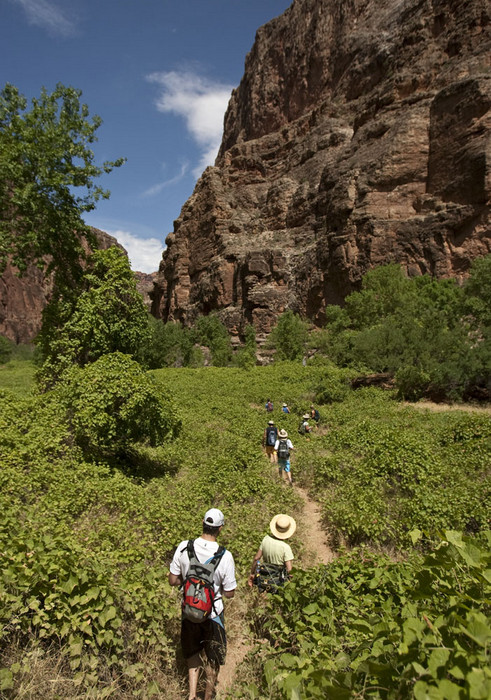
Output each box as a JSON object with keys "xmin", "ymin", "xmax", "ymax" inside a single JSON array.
[{"xmin": 152, "ymin": 0, "xmax": 491, "ymax": 336}]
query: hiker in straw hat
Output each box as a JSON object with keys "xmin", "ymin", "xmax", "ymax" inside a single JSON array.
[
  {"xmin": 274, "ymin": 428, "xmax": 295, "ymax": 485},
  {"xmin": 248, "ymin": 514, "xmax": 296, "ymax": 589}
]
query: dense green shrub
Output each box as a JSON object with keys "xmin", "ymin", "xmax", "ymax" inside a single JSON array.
[{"xmin": 55, "ymin": 352, "xmax": 181, "ymax": 459}]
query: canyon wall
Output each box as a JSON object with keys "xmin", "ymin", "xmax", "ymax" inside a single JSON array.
[{"xmin": 151, "ymin": 0, "xmax": 491, "ymax": 337}]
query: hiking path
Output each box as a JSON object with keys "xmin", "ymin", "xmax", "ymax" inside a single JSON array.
[{"xmin": 215, "ymin": 480, "xmax": 333, "ymax": 698}]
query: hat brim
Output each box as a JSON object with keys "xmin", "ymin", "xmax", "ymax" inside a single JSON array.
[{"xmin": 270, "ymin": 514, "xmax": 296, "ymax": 540}]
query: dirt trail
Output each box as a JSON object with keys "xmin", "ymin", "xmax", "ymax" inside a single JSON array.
[{"xmin": 215, "ymin": 482, "xmax": 333, "ymax": 698}]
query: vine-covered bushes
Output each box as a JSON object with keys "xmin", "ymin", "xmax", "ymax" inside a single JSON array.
[
  {"xmin": 243, "ymin": 531, "xmax": 490, "ymax": 699},
  {"xmin": 295, "ymin": 389, "xmax": 491, "ymax": 548}
]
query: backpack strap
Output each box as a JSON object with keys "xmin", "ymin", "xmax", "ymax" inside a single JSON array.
[
  {"xmin": 186, "ymin": 539, "xmax": 196, "ymax": 560},
  {"xmin": 206, "ymin": 545, "xmax": 225, "ymax": 566}
]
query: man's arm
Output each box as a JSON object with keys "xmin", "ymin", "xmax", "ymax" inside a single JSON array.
[
  {"xmin": 223, "ymin": 589, "xmax": 235, "ymax": 598},
  {"xmin": 168, "ymin": 572, "xmax": 182, "ymax": 587},
  {"xmin": 248, "ymin": 547, "xmax": 263, "ymax": 587},
  {"xmin": 285, "ymin": 560, "xmax": 293, "ymax": 573}
]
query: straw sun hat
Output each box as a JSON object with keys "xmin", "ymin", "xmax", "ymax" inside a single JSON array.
[
  {"xmin": 270, "ymin": 514, "xmax": 297, "ymax": 540},
  {"xmin": 278, "ymin": 428, "xmax": 288, "ymax": 438}
]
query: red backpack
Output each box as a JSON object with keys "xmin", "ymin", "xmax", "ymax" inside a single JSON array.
[{"xmin": 182, "ymin": 540, "xmax": 226, "ymax": 623}]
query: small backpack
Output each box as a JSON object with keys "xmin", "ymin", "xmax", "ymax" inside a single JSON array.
[
  {"xmin": 277, "ymin": 439, "xmax": 290, "ymax": 460},
  {"xmin": 182, "ymin": 540, "xmax": 226, "ymax": 623},
  {"xmin": 266, "ymin": 426, "xmax": 277, "ymax": 446},
  {"xmin": 314, "ymin": 409, "xmax": 320, "ymax": 422},
  {"xmin": 266, "ymin": 401, "xmax": 274, "ymax": 412},
  {"xmin": 253, "ymin": 563, "xmax": 288, "ymax": 593},
  {"xmin": 298, "ymin": 421, "xmax": 306, "ymax": 435}
]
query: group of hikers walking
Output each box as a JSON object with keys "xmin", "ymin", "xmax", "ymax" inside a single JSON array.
[
  {"xmin": 262, "ymin": 400, "xmax": 321, "ymax": 485},
  {"xmin": 168, "ymin": 398, "xmax": 318, "ymax": 699}
]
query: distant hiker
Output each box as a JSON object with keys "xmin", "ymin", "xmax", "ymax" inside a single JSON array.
[
  {"xmin": 298, "ymin": 414, "xmax": 313, "ymax": 435},
  {"xmin": 248, "ymin": 513, "xmax": 296, "ymax": 592},
  {"xmin": 262, "ymin": 419, "xmax": 278, "ymax": 463},
  {"xmin": 265, "ymin": 398, "xmax": 274, "ymax": 413},
  {"xmin": 169, "ymin": 508, "xmax": 236, "ymax": 700},
  {"xmin": 275, "ymin": 429, "xmax": 294, "ymax": 485},
  {"xmin": 310, "ymin": 404, "xmax": 320, "ymax": 422},
  {"xmin": 282, "ymin": 403, "xmax": 290, "ymax": 414}
]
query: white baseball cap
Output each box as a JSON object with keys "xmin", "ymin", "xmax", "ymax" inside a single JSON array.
[{"xmin": 203, "ymin": 508, "xmax": 225, "ymax": 527}]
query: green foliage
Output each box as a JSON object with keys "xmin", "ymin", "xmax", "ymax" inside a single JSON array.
[
  {"xmin": 144, "ymin": 318, "xmax": 194, "ymax": 368},
  {"xmin": 296, "ymin": 389, "xmax": 491, "ymax": 548},
  {"xmin": 313, "ymin": 363, "xmax": 352, "ymax": 404},
  {"xmin": 322, "ymin": 260, "xmax": 491, "ymax": 401},
  {"xmin": 0, "ymin": 83, "xmax": 125, "ymax": 287},
  {"xmin": 234, "ymin": 324, "xmax": 257, "ymax": 369},
  {"xmin": 0, "ymin": 334, "xmax": 12, "ymax": 364},
  {"xmin": 245, "ymin": 531, "xmax": 491, "ymax": 699},
  {"xmin": 194, "ymin": 313, "xmax": 232, "ymax": 366},
  {"xmin": 55, "ymin": 352, "xmax": 180, "ymax": 459},
  {"xmin": 268, "ymin": 310, "xmax": 309, "ymax": 361},
  {"xmin": 36, "ymin": 246, "xmax": 149, "ymax": 387},
  {"xmin": 0, "ymin": 361, "xmax": 489, "ymax": 696}
]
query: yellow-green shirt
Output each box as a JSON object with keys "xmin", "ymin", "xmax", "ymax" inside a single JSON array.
[{"xmin": 260, "ymin": 535, "xmax": 294, "ymax": 566}]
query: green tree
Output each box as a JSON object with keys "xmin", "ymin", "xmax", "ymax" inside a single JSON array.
[
  {"xmin": 144, "ymin": 318, "xmax": 194, "ymax": 368},
  {"xmin": 194, "ymin": 313, "xmax": 232, "ymax": 366},
  {"xmin": 268, "ymin": 310, "xmax": 309, "ymax": 361},
  {"xmin": 56, "ymin": 352, "xmax": 180, "ymax": 460},
  {"xmin": 344, "ymin": 263, "xmax": 414, "ymax": 330},
  {"xmin": 0, "ymin": 83, "xmax": 125, "ymax": 286},
  {"xmin": 37, "ymin": 246, "xmax": 149, "ymax": 387},
  {"xmin": 234, "ymin": 323, "xmax": 257, "ymax": 369}
]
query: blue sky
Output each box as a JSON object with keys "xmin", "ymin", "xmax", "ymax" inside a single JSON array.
[{"xmin": 1, "ymin": 0, "xmax": 292, "ymax": 272}]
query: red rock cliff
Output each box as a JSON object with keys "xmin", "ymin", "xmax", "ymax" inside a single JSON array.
[{"xmin": 152, "ymin": 0, "xmax": 491, "ymax": 336}]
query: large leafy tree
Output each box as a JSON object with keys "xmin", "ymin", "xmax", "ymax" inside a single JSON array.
[
  {"xmin": 268, "ymin": 309, "xmax": 310, "ymax": 361},
  {"xmin": 37, "ymin": 246, "xmax": 150, "ymax": 388},
  {"xmin": 0, "ymin": 83, "xmax": 125, "ymax": 286}
]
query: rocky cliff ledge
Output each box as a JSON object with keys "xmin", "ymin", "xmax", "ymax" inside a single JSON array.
[{"xmin": 151, "ymin": 0, "xmax": 491, "ymax": 337}]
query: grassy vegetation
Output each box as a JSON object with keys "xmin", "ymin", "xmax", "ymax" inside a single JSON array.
[
  {"xmin": 0, "ymin": 359, "xmax": 37, "ymax": 396},
  {"xmin": 0, "ymin": 358, "xmax": 489, "ymax": 698}
]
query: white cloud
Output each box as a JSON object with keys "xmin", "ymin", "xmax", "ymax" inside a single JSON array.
[
  {"xmin": 109, "ymin": 230, "xmax": 164, "ymax": 274},
  {"xmin": 141, "ymin": 161, "xmax": 189, "ymax": 198},
  {"xmin": 11, "ymin": 0, "xmax": 76, "ymax": 36},
  {"xmin": 147, "ymin": 70, "xmax": 233, "ymax": 178}
]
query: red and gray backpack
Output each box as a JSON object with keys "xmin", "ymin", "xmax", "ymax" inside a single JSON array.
[{"xmin": 182, "ymin": 540, "xmax": 226, "ymax": 623}]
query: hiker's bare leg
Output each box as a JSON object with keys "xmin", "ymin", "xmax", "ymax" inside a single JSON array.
[
  {"xmin": 187, "ymin": 653, "xmax": 201, "ymax": 699},
  {"xmin": 204, "ymin": 661, "xmax": 219, "ymax": 700}
]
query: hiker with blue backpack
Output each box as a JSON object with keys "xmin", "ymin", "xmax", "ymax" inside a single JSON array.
[
  {"xmin": 262, "ymin": 419, "xmax": 278, "ymax": 463},
  {"xmin": 275, "ymin": 429, "xmax": 295, "ymax": 485},
  {"xmin": 248, "ymin": 513, "xmax": 296, "ymax": 592},
  {"xmin": 168, "ymin": 508, "xmax": 236, "ymax": 700}
]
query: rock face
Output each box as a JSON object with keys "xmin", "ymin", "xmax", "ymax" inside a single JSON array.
[
  {"xmin": 133, "ymin": 271, "xmax": 158, "ymax": 312},
  {"xmin": 0, "ymin": 229, "xmax": 124, "ymax": 344},
  {"xmin": 152, "ymin": 0, "xmax": 491, "ymax": 336}
]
